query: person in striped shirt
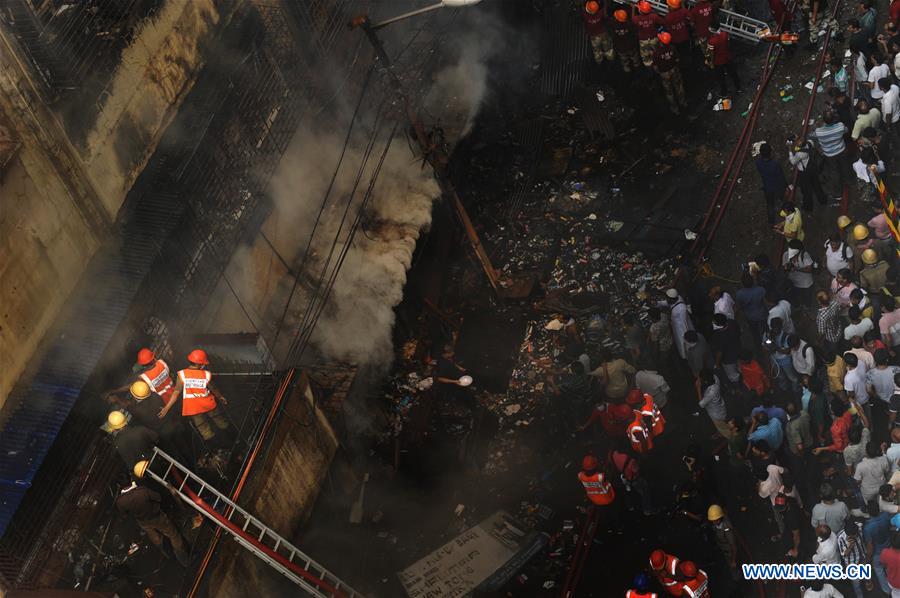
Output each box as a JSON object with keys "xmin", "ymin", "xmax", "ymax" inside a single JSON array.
[{"xmin": 810, "ymin": 112, "xmax": 852, "ymax": 198}]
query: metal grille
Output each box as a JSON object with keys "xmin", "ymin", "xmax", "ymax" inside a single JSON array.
[
  {"xmin": 0, "ymin": 0, "xmax": 161, "ymax": 99},
  {"xmin": 540, "ymin": 3, "xmax": 591, "ymax": 98}
]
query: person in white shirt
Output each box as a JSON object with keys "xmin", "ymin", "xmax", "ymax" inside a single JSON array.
[
  {"xmin": 783, "ymin": 242, "xmax": 816, "ymax": 306},
  {"xmin": 803, "ymin": 580, "xmax": 844, "ymax": 597},
  {"xmin": 787, "ymin": 136, "xmax": 828, "ymax": 209},
  {"xmin": 709, "ymin": 285, "xmax": 735, "ymax": 320},
  {"xmin": 802, "ymin": 579, "xmax": 844, "ymax": 598},
  {"xmin": 844, "ymin": 306, "xmax": 875, "ymax": 341},
  {"xmin": 812, "ymin": 525, "xmax": 841, "ymax": 564},
  {"xmin": 843, "ymin": 352, "xmax": 870, "ymax": 405},
  {"xmin": 869, "ymin": 55, "xmax": 891, "ymax": 103},
  {"xmin": 853, "ymin": 153, "xmax": 886, "ymax": 187},
  {"xmin": 767, "ymin": 295, "xmax": 796, "ymax": 335},
  {"xmin": 880, "ymin": 78, "xmax": 900, "ymax": 132},
  {"xmin": 824, "ymin": 234, "xmax": 853, "ymax": 277},
  {"xmin": 636, "ymin": 368, "xmax": 670, "ymax": 408}
]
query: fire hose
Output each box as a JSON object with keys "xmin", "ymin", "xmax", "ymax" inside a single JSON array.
[{"xmin": 559, "ymin": 505, "xmax": 600, "ymax": 598}]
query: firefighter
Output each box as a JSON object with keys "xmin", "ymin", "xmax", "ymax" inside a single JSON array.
[
  {"xmin": 162, "ymin": 349, "xmax": 233, "ymax": 449},
  {"xmin": 104, "ymin": 348, "xmax": 177, "ymax": 414},
  {"xmin": 649, "ymin": 548, "xmax": 684, "ymax": 595},
  {"xmin": 688, "ymin": 0, "xmax": 716, "ymax": 53},
  {"xmin": 578, "ymin": 454, "xmax": 615, "ymax": 504},
  {"xmin": 653, "ymin": 32, "xmax": 688, "ymax": 115},
  {"xmin": 582, "ymin": 0, "xmax": 614, "ymax": 65},
  {"xmin": 625, "ymin": 573, "xmax": 658, "ymax": 597},
  {"xmin": 707, "ymin": 22, "xmax": 741, "ymax": 97},
  {"xmin": 851, "ymin": 223, "xmax": 877, "ymax": 273},
  {"xmin": 105, "ymin": 410, "xmax": 158, "ymax": 470},
  {"xmin": 611, "ymin": 9, "xmax": 640, "ymax": 73},
  {"xmin": 627, "ymin": 401, "xmax": 654, "ymax": 453},
  {"xmin": 125, "ymin": 381, "xmax": 193, "ymax": 465},
  {"xmin": 639, "ymin": 391, "xmax": 666, "ymax": 436},
  {"xmin": 707, "ymin": 504, "xmax": 739, "ymax": 581},
  {"xmin": 633, "ymin": 0, "xmax": 663, "ymax": 67},
  {"xmin": 664, "ymin": 0, "xmax": 692, "ymax": 64},
  {"xmin": 860, "ymin": 248, "xmax": 890, "ymax": 293},
  {"xmin": 678, "ymin": 561, "xmax": 710, "ymax": 597}
]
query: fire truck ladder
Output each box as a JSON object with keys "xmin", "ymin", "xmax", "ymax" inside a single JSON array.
[
  {"xmin": 612, "ymin": 0, "xmax": 770, "ymax": 43},
  {"xmin": 144, "ymin": 448, "xmax": 362, "ymax": 598}
]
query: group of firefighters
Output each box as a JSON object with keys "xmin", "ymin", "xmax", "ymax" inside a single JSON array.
[
  {"xmin": 582, "ymin": 0, "xmax": 741, "ymax": 114},
  {"xmin": 102, "ymin": 346, "xmax": 234, "ymax": 563}
]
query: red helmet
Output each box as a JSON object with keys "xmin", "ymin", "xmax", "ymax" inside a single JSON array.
[
  {"xmin": 637, "ymin": 1, "xmax": 652, "ymax": 13},
  {"xmin": 658, "ymin": 31, "xmax": 672, "ymax": 44},
  {"xmin": 137, "ymin": 348, "xmax": 155, "ymax": 366},
  {"xmin": 614, "ymin": 8, "xmax": 628, "ymax": 21},
  {"xmin": 649, "ymin": 549, "xmax": 666, "ymax": 569},
  {"xmin": 187, "ymin": 349, "xmax": 209, "ymax": 366},
  {"xmin": 585, "ymin": 0, "xmax": 600, "ymax": 13},
  {"xmin": 582, "ymin": 454, "xmax": 599, "ymax": 470},
  {"xmin": 667, "ymin": 0, "xmax": 682, "ymax": 7},
  {"xmin": 679, "ymin": 561, "xmax": 698, "ymax": 578}
]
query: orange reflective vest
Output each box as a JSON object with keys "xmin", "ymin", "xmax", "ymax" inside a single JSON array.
[
  {"xmin": 140, "ymin": 359, "xmax": 175, "ymax": 402},
  {"xmin": 578, "ymin": 471, "xmax": 615, "ymax": 505},
  {"xmin": 177, "ymin": 368, "xmax": 217, "ymax": 416},
  {"xmin": 652, "ymin": 554, "xmax": 683, "ymax": 595},
  {"xmin": 627, "ymin": 414, "xmax": 653, "ymax": 453},
  {"xmin": 681, "ymin": 571, "xmax": 709, "ymax": 598},
  {"xmin": 625, "ymin": 592, "xmax": 658, "ymax": 598},
  {"xmin": 639, "ymin": 394, "xmax": 665, "ymax": 436}
]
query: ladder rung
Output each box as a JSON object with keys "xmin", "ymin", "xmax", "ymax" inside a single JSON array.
[
  {"xmin": 242, "ymin": 517, "xmax": 251, "ymax": 532},
  {"xmin": 258, "ymin": 527, "xmax": 266, "ymax": 542}
]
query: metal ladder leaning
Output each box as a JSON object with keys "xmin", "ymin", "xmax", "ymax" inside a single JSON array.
[
  {"xmin": 611, "ymin": 0, "xmax": 771, "ymax": 43},
  {"xmin": 144, "ymin": 448, "xmax": 362, "ymax": 598}
]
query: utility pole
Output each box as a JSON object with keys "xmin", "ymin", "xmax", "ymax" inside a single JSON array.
[{"xmin": 352, "ymin": 16, "xmax": 503, "ymax": 300}]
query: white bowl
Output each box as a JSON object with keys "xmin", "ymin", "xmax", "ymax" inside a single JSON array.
[{"xmin": 458, "ymin": 375, "xmax": 473, "ymax": 387}]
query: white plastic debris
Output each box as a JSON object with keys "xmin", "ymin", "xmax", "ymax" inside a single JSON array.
[{"xmin": 684, "ymin": 229, "xmax": 698, "ymax": 240}]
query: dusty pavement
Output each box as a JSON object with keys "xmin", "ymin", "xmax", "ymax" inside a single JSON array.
[{"xmin": 295, "ymin": 2, "xmax": 886, "ymax": 598}]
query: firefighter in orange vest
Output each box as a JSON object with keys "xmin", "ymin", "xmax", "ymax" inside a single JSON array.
[
  {"xmin": 161, "ymin": 349, "xmax": 232, "ymax": 447},
  {"xmin": 578, "ymin": 454, "xmax": 615, "ymax": 506},
  {"xmin": 677, "ymin": 561, "xmax": 709, "ymax": 598},
  {"xmin": 104, "ymin": 348, "xmax": 177, "ymax": 415},
  {"xmin": 638, "ymin": 391, "xmax": 665, "ymax": 436},
  {"xmin": 625, "ymin": 573, "xmax": 658, "ymax": 597},
  {"xmin": 649, "ymin": 549, "xmax": 684, "ymax": 595},
  {"xmin": 626, "ymin": 391, "xmax": 654, "ymax": 453}
]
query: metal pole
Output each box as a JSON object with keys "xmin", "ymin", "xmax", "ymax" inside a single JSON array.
[
  {"xmin": 357, "ymin": 20, "xmax": 503, "ymax": 300},
  {"xmin": 372, "ymin": 3, "xmax": 445, "ymax": 30}
]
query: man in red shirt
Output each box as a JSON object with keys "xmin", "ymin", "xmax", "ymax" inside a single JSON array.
[
  {"xmin": 812, "ymin": 398, "xmax": 867, "ymax": 454},
  {"xmin": 653, "ymin": 32, "xmax": 688, "ymax": 114},
  {"xmin": 664, "ymin": 0, "xmax": 693, "ymax": 63},
  {"xmin": 707, "ymin": 23, "xmax": 742, "ymax": 96},
  {"xmin": 610, "ymin": 9, "xmax": 640, "ymax": 72},
  {"xmin": 582, "ymin": 0, "xmax": 614, "ymax": 65},
  {"xmin": 578, "ymin": 400, "xmax": 633, "ymax": 438},
  {"xmin": 881, "ymin": 533, "xmax": 900, "ymax": 594},
  {"xmin": 689, "ymin": 0, "xmax": 716, "ymax": 48},
  {"xmin": 632, "ymin": 0, "xmax": 663, "ymax": 67}
]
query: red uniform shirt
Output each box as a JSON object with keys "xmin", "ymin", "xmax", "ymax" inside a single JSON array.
[
  {"xmin": 664, "ymin": 8, "xmax": 691, "ymax": 44},
  {"xmin": 689, "ymin": 1, "xmax": 716, "ymax": 39},
  {"xmin": 681, "ymin": 570, "xmax": 710, "ymax": 598},
  {"xmin": 632, "ymin": 12, "xmax": 663, "ymax": 40},
  {"xmin": 707, "ymin": 31, "xmax": 732, "ymax": 65},
  {"xmin": 882, "ymin": 547, "xmax": 900, "ymax": 589},
  {"xmin": 583, "ymin": 5, "xmax": 607, "ymax": 35},
  {"xmin": 653, "ymin": 44, "xmax": 679, "ymax": 72},
  {"xmin": 891, "ymin": 0, "xmax": 900, "ymax": 26},
  {"xmin": 586, "ymin": 402, "xmax": 633, "ymax": 437},
  {"xmin": 610, "ymin": 19, "xmax": 638, "ymax": 50}
]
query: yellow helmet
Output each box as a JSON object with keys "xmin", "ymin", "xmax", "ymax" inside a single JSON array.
[
  {"xmin": 837, "ymin": 215, "xmax": 851, "ymax": 229},
  {"xmin": 134, "ymin": 460, "xmax": 149, "ymax": 479},
  {"xmin": 707, "ymin": 504, "xmax": 724, "ymax": 521},
  {"xmin": 130, "ymin": 380, "xmax": 151, "ymax": 400},
  {"xmin": 862, "ymin": 248, "xmax": 879, "ymax": 264},
  {"xmin": 107, "ymin": 410, "xmax": 127, "ymax": 431},
  {"xmin": 852, "ymin": 224, "xmax": 870, "ymax": 241}
]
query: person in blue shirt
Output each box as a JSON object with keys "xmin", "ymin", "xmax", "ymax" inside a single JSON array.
[
  {"xmin": 748, "ymin": 411, "xmax": 784, "ymax": 451},
  {"xmin": 755, "ymin": 143, "xmax": 787, "ymax": 224},
  {"xmin": 751, "ymin": 395, "xmax": 788, "ymax": 425},
  {"xmin": 867, "ymin": 510, "xmax": 893, "ymax": 594}
]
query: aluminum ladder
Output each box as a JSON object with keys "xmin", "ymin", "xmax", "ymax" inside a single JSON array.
[
  {"xmin": 144, "ymin": 448, "xmax": 362, "ymax": 598},
  {"xmin": 611, "ymin": 0, "xmax": 770, "ymax": 43}
]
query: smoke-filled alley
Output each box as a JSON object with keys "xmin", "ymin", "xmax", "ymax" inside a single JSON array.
[{"xmin": 4, "ymin": 0, "xmax": 900, "ymax": 597}]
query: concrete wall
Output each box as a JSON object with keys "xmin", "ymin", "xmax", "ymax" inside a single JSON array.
[
  {"xmin": 208, "ymin": 372, "xmax": 341, "ymax": 596},
  {"xmin": 0, "ymin": 0, "xmax": 237, "ymax": 411}
]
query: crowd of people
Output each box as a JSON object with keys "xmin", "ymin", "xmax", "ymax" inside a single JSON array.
[{"xmin": 572, "ymin": 0, "xmax": 900, "ymax": 595}]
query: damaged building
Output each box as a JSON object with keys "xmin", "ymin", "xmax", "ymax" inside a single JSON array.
[{"xmin": 1, "ymin": 0, "xmax": 890, "ymax": 596}]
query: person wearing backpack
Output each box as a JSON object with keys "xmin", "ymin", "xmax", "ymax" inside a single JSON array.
[
  {"xmin": 824, "ymin": 234, "xmax": 854, "ymax": 278},
  {"xmin": 789, "ymin": 334, "xmax": 818, "ymax": 386},
  {"xmin": 783, "ymin": 239, "xmax": 817, "ymax": 307}
]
